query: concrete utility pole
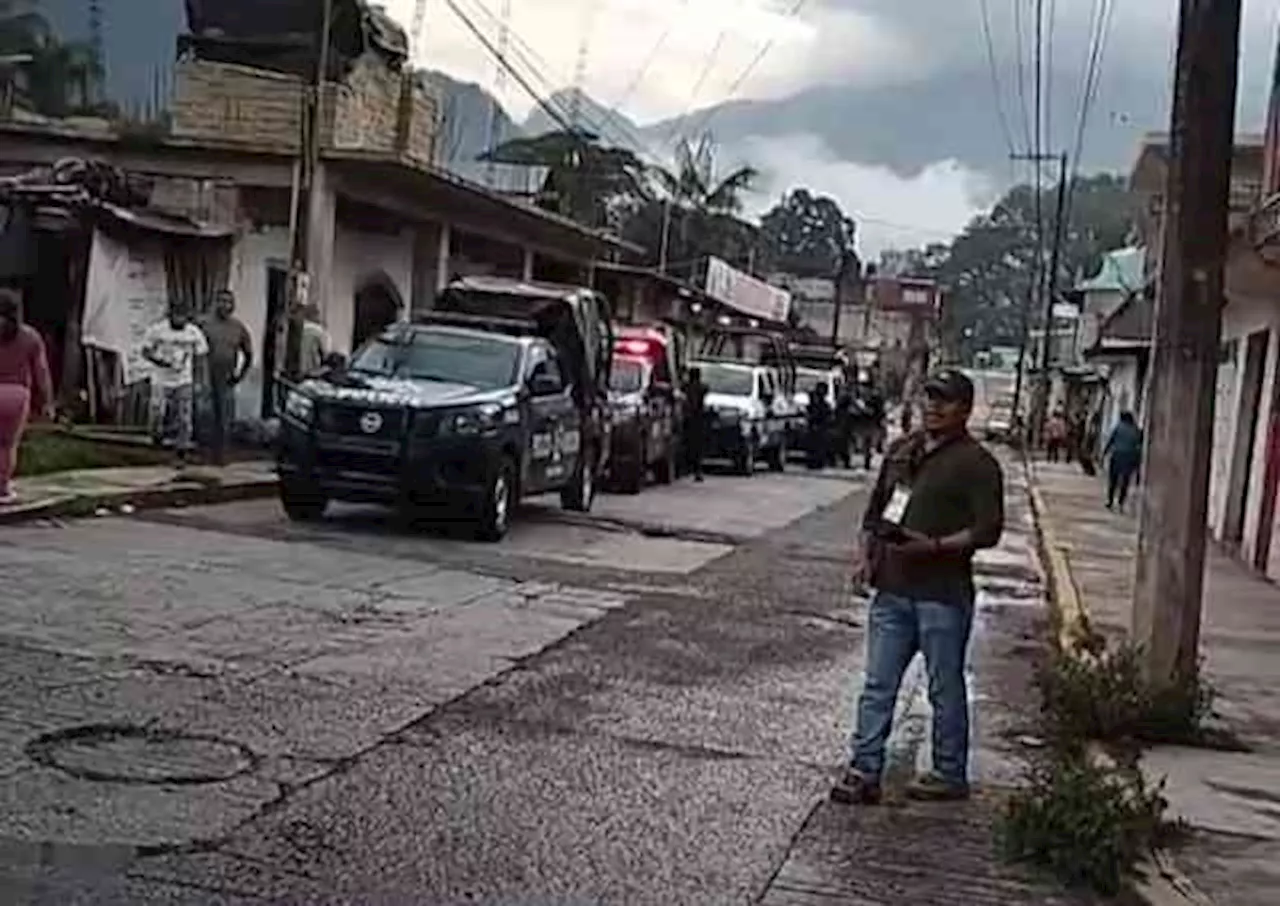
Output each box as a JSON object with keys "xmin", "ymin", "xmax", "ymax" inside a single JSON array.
[
  {"xmin": 284, "ymin": 0, "xmax": 335, "ymax": 381},
  {"xmin": 1133, "ymin": 0, "xmax": 1242, "ymax": 686}
]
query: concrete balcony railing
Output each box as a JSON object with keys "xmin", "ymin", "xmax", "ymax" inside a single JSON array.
[{"xmin": 169, "ymin": 56, "xmax": 441, "ymax": 165}]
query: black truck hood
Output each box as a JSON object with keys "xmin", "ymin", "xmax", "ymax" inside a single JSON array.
[{"xmin": 298, "ymin": 374, "xmax": 512, "ymax": 409}]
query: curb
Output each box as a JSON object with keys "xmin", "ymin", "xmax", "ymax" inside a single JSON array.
[
  {"xmin": 0, "ymin": 476, "xmax": 278, "ymax": 526},
  {"xmin": 1021, "ymin": 456, "xmax": 1090, "ymax": 653},
  {"xmin": 1024, "ymin": 458, "xmax": 1212, "ymax": 906}
]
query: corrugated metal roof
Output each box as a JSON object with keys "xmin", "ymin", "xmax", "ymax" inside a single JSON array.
[{"xmin": 1075, "ymin": 246, "xmax": 1146, "ymax": 293}]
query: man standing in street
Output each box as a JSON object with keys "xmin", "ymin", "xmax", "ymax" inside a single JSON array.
[
  {"xmin": 684, "ymin": 366, "xmax": 708, "ymax": 482},
  {"xmin": 832, "ymin": 368, "xmax": 1004, "ymax": 804},
  {"xmin": 199, "ymin": 289, "xmax": 253, "ymax": 465},
  {"xmin": 142, "ymin": 304, "xmax": 209, "ymax": 464}
]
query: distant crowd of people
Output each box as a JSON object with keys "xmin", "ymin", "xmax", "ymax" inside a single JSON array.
[{"xmin": 1039, "ymin": 403, "xmax": 1144, "ymax": 513}]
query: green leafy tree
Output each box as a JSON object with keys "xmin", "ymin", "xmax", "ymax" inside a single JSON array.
[
  {"xmin": 757, "ymin": 188, "xmax": 857, "ymax": 277},
  {"xmin": 899, "ymin": 173, "xmax": 1136, "ymax": 360},
  {"xmin": 0, "ymin": 2, "xmax": 105, "ymax": 118}
]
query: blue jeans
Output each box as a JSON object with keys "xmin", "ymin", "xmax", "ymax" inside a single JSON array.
[{"xmin": 849, "ymin": 591, "xmax": 975, "ymax": 787}]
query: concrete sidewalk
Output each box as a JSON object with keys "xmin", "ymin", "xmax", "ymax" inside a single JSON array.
[
  {"xmin": 0, "ymin": 460, "xmax": 277, "ymax": 525},
  {"xmin": 1031, "ymin": 459, "xmax": 1280, "ymax": 905},
  {"xmin": 759, "ymin": 451, "xmax": 1105, "ymax": 905}
]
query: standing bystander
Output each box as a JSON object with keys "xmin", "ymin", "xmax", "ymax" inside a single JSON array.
[
  {"xmin": 142, "ymin": 305, "xmax": 209, "ymax": 463},
  {"xmin": 832, "ymin": 368, "xmax": 1005, "ymax": 804},
  {"xmin": 0, "ymin": 290, "xmax": 54, "ymax": 504},
  {"xmin": 199, "ymin": 289, "xmax": 253, "ymax": 465},
  {"xmin": 684, "ymin": 367, "xmax": 708, "ymax": 483}
]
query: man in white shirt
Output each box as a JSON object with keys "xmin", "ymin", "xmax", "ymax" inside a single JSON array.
[{"xmin": 142, "ymin": 305, "xmax": 209, "ymax": 461}]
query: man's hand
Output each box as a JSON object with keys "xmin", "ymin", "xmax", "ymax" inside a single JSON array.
[{"xmin": 887, "ymin": 527, "xmax": 942, "ymax": 558}]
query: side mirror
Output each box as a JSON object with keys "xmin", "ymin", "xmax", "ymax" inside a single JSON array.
[{"xmin": 530, "ymin": 373, "xmax": 560, "ymax": 396}]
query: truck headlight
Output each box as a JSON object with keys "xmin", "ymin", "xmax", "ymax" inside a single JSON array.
[
  {"xmin": 283, "ymin": 389, "xmax": 314, "ymax": 424},
  {"xmin": 446, "ymin": 402, "xmax": 504, "ymax": 435}
]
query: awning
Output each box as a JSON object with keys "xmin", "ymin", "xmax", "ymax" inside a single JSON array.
[{"xmin": 100, "ymin": 202, "xmax": 234, "ymax": 239}]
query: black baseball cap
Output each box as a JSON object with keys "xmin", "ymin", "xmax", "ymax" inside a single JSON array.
[{"xmin": 923, "ymin": 368, "xmax": 975, "ymax": 405}]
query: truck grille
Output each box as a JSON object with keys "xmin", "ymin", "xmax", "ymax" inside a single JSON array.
[{"xmin": 316, "ymin": 403, "xmax": 406, "ymax": 440}]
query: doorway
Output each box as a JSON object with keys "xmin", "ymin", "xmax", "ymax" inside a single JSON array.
[
  {"xmin": 352, "ymin": 275, "xmax": 401, "ymax": 351},
  {"xmin": 1225, "ymin": 329, "xmax": 1270, "ymax": 546},
  {"xmin": 261, "ymin": 264, "xmax": 288, "ymax": 419}
]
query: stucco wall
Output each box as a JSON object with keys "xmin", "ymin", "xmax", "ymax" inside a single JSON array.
[
  {"xmin": 227, "ymin": 226, "xmax": 291, "ymax": 419},
  {"xmin": 330, "ymin": 225, "xmax": 414, "ymax": 354},
  {"xmin": 1210, "ymin": 285, "xmax": 1280, "ymax": 571}
]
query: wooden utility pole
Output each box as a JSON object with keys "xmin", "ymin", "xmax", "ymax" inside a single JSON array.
[
  {"xmin": 1012, "ymin": 151, "xmax": 1069, "ymax": 443},
  {"xmin": 284, "ymin": 0, "xmax": 335, "ymax": 380},
  {"xmin": 1133, "ymin": 0, "xmax": 1242, "ymax": 686}
]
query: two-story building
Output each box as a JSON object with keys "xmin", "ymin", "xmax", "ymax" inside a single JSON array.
[
  {"xmin": 1130, "ymin": 130, "xmax": 1280, "ymax": 576},
  {"xmin": 0, "ymin": 10, "xmax": 636, "ymax": 426}
]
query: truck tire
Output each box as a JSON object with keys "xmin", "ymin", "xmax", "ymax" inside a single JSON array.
[
  {"xmin": 475, "ymin": 456, "xmax": 515, "ymax": 542},
  {"xmin": 619, "ymin": 457, "xmax": 644, "ymax": 495},
  {"xmin": 280, "ymin": 481, "xmax": 328, "ymax": 523},
  {"xmin": 561, "ymin": 448, "xmax": 596, "ymax": 512},
  {"xmin": 765, "ymin": 439, "xmax": 786, "ymax": 473},
  {"xmin": 653, "ymin": 445, "xmax": 676, "ymax": 485}
]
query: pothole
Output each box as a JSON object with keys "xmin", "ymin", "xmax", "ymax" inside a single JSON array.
[{"xmin": 26, "ymin": 724, "xmax": 258, "ymax": 785}]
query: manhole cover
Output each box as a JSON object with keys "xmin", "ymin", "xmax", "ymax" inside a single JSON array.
[{"xmin": 26, "ymin": 724, "xmax": 257, "ymax": 785}]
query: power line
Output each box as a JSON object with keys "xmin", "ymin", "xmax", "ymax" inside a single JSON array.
[
  {"xmin": 976, "ymin": 0, "xmax": 1017, "ymax": 157},
  {"xmin": 1011, "ymin": 0, "xmax": 1034, "ymax": 154},
  {"xmin": 678, "ymin": 0, "xmax": 811, "ymax": 144},
  {"xmin": 610, "ymin": 3, "xmax": 686, "ymax": 113}
]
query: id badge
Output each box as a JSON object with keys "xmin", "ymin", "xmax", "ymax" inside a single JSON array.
[{"xmin": 882, "ymin": 484, "xmax": 911, "ymax": 524}]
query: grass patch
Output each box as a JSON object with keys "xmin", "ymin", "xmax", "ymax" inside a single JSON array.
[{"xmin": 16, "ymin": 429, "xmax": 171, "ymax": 478}]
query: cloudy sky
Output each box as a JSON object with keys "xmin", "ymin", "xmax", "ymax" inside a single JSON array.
[{"xmin": 386, "ymin": 0, "xmax": 1280, "ymax": 256}]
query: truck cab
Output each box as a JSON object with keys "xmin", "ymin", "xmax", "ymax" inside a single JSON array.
[
  {"xmin": 694, "ymin": 359, "xmax": 789, "ymax": 475},
  {"xmin": 275, "ymin": 277, "xmax": 613, "ymax": 541}
]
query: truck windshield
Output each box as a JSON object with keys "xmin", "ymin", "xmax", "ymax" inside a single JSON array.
[
  {"xmin": 700, "ymin": 364, "xmax": 754, "ymax": 396},
  {"xmin": 349, "ymin": 331, "xmax": 520, "ymax": 389},
  {"xmin": 609, "ymin": 358, "xmax": 646, "ymax": 394}
]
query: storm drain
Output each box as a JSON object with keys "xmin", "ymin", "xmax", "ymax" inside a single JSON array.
[{"xmin": 26, "ymin": 724, "xmax": 258, "ymax": 785}]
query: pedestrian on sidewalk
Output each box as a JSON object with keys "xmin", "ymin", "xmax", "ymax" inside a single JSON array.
[
  {"xmin": 1045, "ymin": 408, "xmax": 1067, "ymax": 462},
  {"xmin": 1103, "ymin": 410, "xmax": 1143, "ymax": 511},
  {"xmin": 0, "ymin": 290, "xmax": 54, "ymax": 505},
  {"xmin": 142, "ymin": 304, "xmax": 209, "ymax": 464},
  {"xmin": 199, "ymin": 289, "xmax": 253, "ymax": 466},
  {"xmin": 833, "ymin": 368, "xmax": 1005, "ymax": 805}
]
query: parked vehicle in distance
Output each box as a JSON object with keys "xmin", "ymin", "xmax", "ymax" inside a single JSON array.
[
  {"xmin": 984, "ymin": 396, "xmax": 1016, "ymax": 442},
  {"xmin": 275, "ymin": 277, "xmax": 614, "ymax": 541},
  {"xmin": 694, "ymin": 359, "xmax": 789, "ymax": 475},
  {"xmin": 606, "ymin": 327, "xmax": 681, "ymax": 493}
]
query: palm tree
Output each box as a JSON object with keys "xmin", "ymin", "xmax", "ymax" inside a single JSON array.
[
  {"xmin": 0, "ymin": 2, "xmax": 103, "ymax": 118},
  {"xmin": 479, "ymin": 130, "xmax": 649, "ymax": 230},
  {"xmin": 641, "ymin": 133, "xmax": 760, "ymax": 273},
  {"xmin": 652, "ymin": 134, "xmax": 758, "ymax": 216}
]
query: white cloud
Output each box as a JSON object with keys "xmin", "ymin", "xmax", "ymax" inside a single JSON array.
[
  {"xmin": 384, "ymin": 0, "xmax": 906, "ymax": 122},
  {"xmin": 737, "ymin": 134, "xmax": 988, "ymax": 258}
]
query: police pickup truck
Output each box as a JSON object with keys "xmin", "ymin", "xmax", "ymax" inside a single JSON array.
[
  {"xmin": 276, "ymin": 277, "xmax": 613, "ymax": 541},
  {"xmin": 695, "ymin": 359, "xmax": 789, "ymax": 475},
  {"xmin": 606, "ymin": 327, "xmax": 682, "ymax": 493}
]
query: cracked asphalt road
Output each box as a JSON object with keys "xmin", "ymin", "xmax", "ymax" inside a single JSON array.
[{"xmin": 0, "ymin": 459, "xmax": 1088, "ymax": 904}]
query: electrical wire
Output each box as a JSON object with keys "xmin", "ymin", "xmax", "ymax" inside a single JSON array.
[
  {"xmin": 977, "ymin": 0, "xmax": 1017, "ymax": 159},
  {"xmin": 678, "ymin": 0, "xmax": 811, "ymax": 144},
  {"xmin": 1010, "ymin": 0, "xmax": 1034, "ymax": 154}
]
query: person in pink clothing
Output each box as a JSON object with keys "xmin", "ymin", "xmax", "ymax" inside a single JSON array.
[{"xmin": 0, "ymin": 289, "xmax": 54, "ymax": 503}]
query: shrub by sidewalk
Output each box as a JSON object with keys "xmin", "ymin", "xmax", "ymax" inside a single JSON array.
[
  {"xmin": 17, "ymin": 427, "xmax": 172, "ymax": 477},
  {"xmin": 1003, "ymin": 458, "xmax": 1226, "ymax": 901}
]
